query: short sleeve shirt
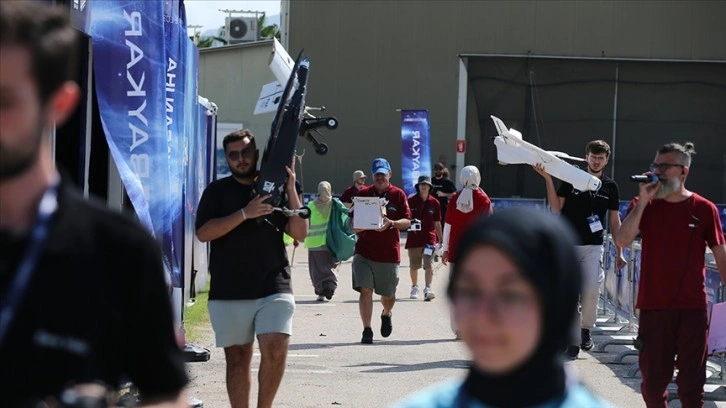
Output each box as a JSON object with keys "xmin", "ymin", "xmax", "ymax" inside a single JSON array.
[
  {"xmin": 405, "ymin": 194, "xmax": 441, "ymax": 248},
  {"xmin": 340, "ymin": 184, "xmax": 360, "ymax": 204},
  {"xmin": 195, "ymin": 176, "xmax": 292, "ymax": 300},
  {"xmin": 630, "ymin": 193, "xmax": 725, "ymax": 310},
  {"xmin": 557, "ymin": 175, "xmax": 620, "ymax": 245},
  {"xmin": 431, "ymin": 177, "xmax": 456, "ymax": 212},
  {"xmin": 353, "ymin": 184, "xmax": 412, "ymax": 263}
]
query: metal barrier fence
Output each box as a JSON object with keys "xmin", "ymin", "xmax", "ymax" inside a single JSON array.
[{"xmin": 599, "ymin": 235, "xmax": 726, "ymax": 401}]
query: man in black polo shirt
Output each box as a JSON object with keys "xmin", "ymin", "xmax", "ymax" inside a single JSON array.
[
  {"xmin": 533, "ymin": 140, "xmax": 626, "ymax": 359},
  {"xmin": 0, "ymin": 2, "xmax": 187, "ymax": 405},
  {"xmin": 431, "ymin": 163, "xmax": 456, "ymax": 223},
  {"xmin": 195, "ymin": 129, "xmax": 308, "ymax": 407}
]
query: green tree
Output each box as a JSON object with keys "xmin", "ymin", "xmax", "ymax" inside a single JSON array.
[
  {"xmin": 258, "ymin": 12, "xmax": 280, "ymax": 40},
  {"xmin": 195, "ymin": 25, "xmax": 227, "ymax": 48}
]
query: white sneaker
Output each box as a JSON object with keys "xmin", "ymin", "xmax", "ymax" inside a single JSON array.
[
  {"xmin": 409, "ymin": 285, "xmax": 419, "ymax": 299},
  {"xmin": 316, "ymin": 295, "xmax": 325, "ymax": 301},
  {"xmin": 424, "ymin": 287, "xmax": 435, "ymax": 301}
]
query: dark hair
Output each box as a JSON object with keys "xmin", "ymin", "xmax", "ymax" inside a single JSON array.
[
  {"xmin": 658, "ymin": 142, "xmax": 696, "ymax": 167},
  {"xmin": 585, "ymin": 140, "xmax": 611, "ymax": 158},
  {"xmin": 223, "ymin": 129, "xmax": 256, "ymax": 152},
  {"xmin": 0, "ymin": 1, "xmax": 79, "ymax": 105}
]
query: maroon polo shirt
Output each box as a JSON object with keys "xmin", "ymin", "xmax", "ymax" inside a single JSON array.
[
  {"xmin": 353, "ymin": 184, "xmax": 411, "ymax": 263},
  {"xmin": 405, "ymin": 194, "xmax": 441, "ymax": 249}
]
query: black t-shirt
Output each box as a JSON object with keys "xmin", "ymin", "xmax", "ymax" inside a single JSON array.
[
  {"xmin": 557, "ymin": 174, "xmax": 620, "ymax": 245},
  {"xmin": 431, "ymin": 177, "xmax": 456, "ymax": 219},
  {"xmin": 195, "ymin": 176, "xmax": 293, "ymax": 300},
  {"xmin": 0, "ymin": 181, "xmax": 187, "ymax": 405}
]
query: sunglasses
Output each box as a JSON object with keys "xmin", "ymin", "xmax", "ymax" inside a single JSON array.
[{"xmin": 227, "ymin": 148, "xmax": 256, "ymax": 161}]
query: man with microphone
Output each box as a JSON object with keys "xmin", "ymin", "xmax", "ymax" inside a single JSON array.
[
  {"xmin": 532, "ymin": 139, "xmax": 626, "ymax": 359},
  {"xmin": 616, "ymin": 142, "xmax": 726, "ymax": 408}
]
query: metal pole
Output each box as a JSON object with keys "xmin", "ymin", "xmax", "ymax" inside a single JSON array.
[{"xmin": 610, "ymin": 62, "xmax": 619, "ymax": 179}]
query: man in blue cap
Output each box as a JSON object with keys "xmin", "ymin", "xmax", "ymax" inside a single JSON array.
[{"xmin": 350, "ymin": 158, "xmax": 411, "ymax": 344}]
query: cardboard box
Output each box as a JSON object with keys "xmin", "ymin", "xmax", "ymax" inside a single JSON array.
[{"xmin": 352, "ymin": 196, "xmax": 385, "ymax": 230}]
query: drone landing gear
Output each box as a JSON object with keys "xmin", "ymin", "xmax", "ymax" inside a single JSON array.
[{"xmin": 300, "ymin": 108, "xmax": 338, "ymax": 156}]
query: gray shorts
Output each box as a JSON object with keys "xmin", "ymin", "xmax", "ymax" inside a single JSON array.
[
  {"xmin": 407, "ymin": 247, "xmax": 433, "ymax": 269},
  {"xmin": 352, "ymin": 254, "xmax": 399, "ymax": 297},
  {"xmin": 208, "ymin": 293, "xmax": 295, "ymax": 348}
]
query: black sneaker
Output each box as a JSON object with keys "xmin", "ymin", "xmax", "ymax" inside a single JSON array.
[
  {"xmin": 581, "ymin": 328, "xmax": 594, "ymax": 351},
  {"xmin": 322, "ymin": 286, "xmax": 334, "ymax": 300},
  {"xmin": 565, "ymin": 345, "xmax": 580, "ymax": 360},
  {"xmin": 380, "ymin": 313, "xmax": 393, "ymax": 338},
  {"xmin": 361, "ymin": 327, "xmax": 373, "ymax": 344}
]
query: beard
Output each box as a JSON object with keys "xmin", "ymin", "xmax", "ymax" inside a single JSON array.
[
  {"xmin": 230, "ymin": 162, "xmax": 256, "ymax": 179},
  {"xmin": 0, "ymin": 123, "xmax": 44, "ymax": 182},
  {"xmin": 654, "ymin": 176, "xmax": 681, "ymax": 199}
]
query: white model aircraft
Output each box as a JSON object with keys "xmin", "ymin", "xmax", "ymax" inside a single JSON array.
[
  {"xmin": 254, "ymin": 38, "xmax": 294, "ymax": 115},
  {"xmin": 490, "ymin": 115, "xmax": 601, "ymax": 192}
]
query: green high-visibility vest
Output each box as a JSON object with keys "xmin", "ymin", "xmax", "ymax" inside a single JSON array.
[{"xmin": 304, "ymin": 202, "xmax": 330, "ymax": 249}]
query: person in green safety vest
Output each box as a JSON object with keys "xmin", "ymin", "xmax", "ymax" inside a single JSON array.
[{"xmin": 304, "ymin": 181, "xmax": 340, "ymax": 301}]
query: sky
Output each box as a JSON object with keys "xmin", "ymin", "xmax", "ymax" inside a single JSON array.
[{"xmin": 184, "ymin": 0, "xmax": 281, "ymax": 36}]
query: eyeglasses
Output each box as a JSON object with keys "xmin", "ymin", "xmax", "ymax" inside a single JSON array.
[
  {"xmin": 227, "ymin": 148, "xmax": 255, "ymax": 161},
  {"xmin": 452, "ymin": 287, "xmax": 536, "ymax": 320},
  {"xmin": 649, "ymin": 162, "xmax": 684, "ymax": 172}
]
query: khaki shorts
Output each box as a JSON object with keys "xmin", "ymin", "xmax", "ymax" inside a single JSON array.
[
  {"xmin": 407, "ymin": 247, "xmax": 433, "ymax": 269},
  {"xmin": 352, "ymin": 254, "xmax": 399, "ymax": 297},
  {"xmin": 208, "ymin": 293, "xmax": 295, "ymax": 347}
]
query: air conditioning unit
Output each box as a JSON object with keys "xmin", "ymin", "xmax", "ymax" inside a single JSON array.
[{"xmin": 226, "ymin": 16, "xmax": 258, "ymax": 44}]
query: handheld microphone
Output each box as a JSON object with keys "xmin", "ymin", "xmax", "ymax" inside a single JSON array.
[{"xmin": 630, "ymin": 174, "xmax": 658, "ymax": 183}]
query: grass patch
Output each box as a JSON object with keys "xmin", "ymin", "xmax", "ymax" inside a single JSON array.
[{"xmin": 184, "ymin": 283, "xmax": 210, "ymax": 343}]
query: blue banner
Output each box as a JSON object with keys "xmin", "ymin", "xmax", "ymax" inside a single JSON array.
[
  {"xmin": 401, "ymin": 110, "xmax": 432, "ymax": 197},
  {"xmin": 163, "ymin": 0, "xmax": 187, "ymax": 288},
  {"xmin": 90, "ymin": 1, "xmax": 172, "ymax": 275}
]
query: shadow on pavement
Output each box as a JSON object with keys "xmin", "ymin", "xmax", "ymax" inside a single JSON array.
[
  {"xmin": 344, "ymin": 359, "xmax": 470, "ymax": 373},
  {"xmin": 289, "ymin": 338, "xmax": 458, "ymax": 351}
]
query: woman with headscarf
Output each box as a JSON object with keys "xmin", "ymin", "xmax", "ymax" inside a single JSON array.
[
  {"xmin": 304, "ymin": 181, "xmax": 340, "ymax": 301},
  {"xmin": 392, "ymin": 208, "xmax": 612, "ymax": 408},
  {"xmin": 441, "ymin": 165, "xmax": 493, "ymax": 337},
  {"xmin": 441, "ymin": 166, "xmax": 493, "ymax": 266}
]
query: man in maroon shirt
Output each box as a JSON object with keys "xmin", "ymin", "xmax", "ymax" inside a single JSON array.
[
  {"xmin": 340, "ymin": 170, "xmax": 367, "ymax": 208},
  {"xmin": 615, "ymin": 142, "xmax": 726, "ymax": 408},
  {"xmin": 405, "ymin": 176, "xmax": 442, "ymax": 301},
  {"xmin": 351, "ymin": 158, "xmax": 411, "ymax": 344}
]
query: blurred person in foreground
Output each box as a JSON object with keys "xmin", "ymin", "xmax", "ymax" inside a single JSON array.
[
  {"xmin": 0, "ymin": 1, "xmax": 187, "ymax": 405},
  {"xmin": 615, "ymin": 142, "xmax": 726, "ymax": 408},
  {"xmin": 392, "ymin": 208, "xmax": 612, "ymax": 408}
]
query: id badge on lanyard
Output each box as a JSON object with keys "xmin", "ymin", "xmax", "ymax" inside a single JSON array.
[
  {"xmin": 587, "ymin": 214, "xmax": 603, "ymax": 233},
  {"xmin": 0, "ymin": 181, "xmax": 59, "ymax": 346}
]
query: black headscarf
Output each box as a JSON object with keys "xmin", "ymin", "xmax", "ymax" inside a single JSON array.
[{"xmin": 447, "ymin": 207, "xmax": 581, "ymax": 408}]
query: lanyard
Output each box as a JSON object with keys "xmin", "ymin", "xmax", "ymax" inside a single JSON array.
[{"xmin": 0, "ymin": 181, "xmax": 59, "ymax": 347}]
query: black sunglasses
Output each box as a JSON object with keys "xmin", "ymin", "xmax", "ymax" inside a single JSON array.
[{"xmin": 227, "ymin": 148, "xmax": 256, "ymax": 161}]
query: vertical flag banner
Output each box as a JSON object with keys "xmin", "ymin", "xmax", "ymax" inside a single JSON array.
[
  {"xmin": 163, "ymin": 0, "xmax": 187, "ymax": 289},
  {"xmin": 401, "ymin": 110, "xmax": 432, "ymax": 197},
  {"xmin": 89, "ymin": 1, "xmax": 172, "ymax": 276}
]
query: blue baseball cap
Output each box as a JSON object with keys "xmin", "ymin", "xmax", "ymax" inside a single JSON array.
[{"xmin": 371, "ymin": 158, "xmax": 391, "ymax": 175}]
